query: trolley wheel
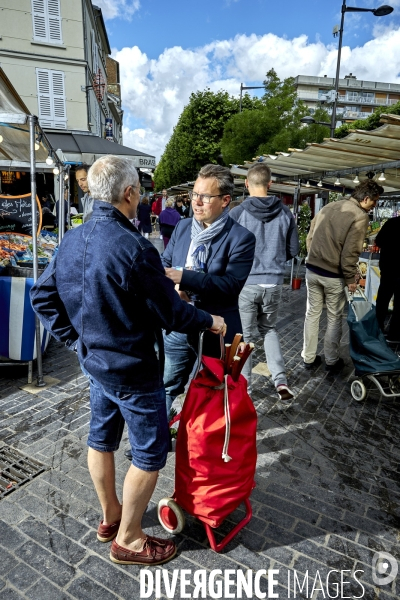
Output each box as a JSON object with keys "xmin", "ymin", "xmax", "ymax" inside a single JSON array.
[
  {"xmin": 158, "ymin": 498, "xmax": 185, "ymax": 534},
  {"xmin": 351, "ymin": 379, "xmax": 367, "ymax": 402}
]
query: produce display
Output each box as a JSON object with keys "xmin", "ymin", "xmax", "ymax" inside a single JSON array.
[
  {"xmin": 0, "ymin": 233, "xmax": 57, "ymax": 273},
  {"xmin": 71, "ymin": 213, "xmax": 83, "ymax": 228}
]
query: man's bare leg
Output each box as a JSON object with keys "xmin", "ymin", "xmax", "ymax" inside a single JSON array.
[
  {"xmin": 116, "ymin": 465, "xmax": 158, "ymax": 551},
  {"xmin": 88, "ymin": 448, "xmax": 122, "ymax": 525}
]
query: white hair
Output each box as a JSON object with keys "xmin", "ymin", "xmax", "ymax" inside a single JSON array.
[{"xmin": 87, "ymin": 155, "xmax": 139, "ymax": 205}]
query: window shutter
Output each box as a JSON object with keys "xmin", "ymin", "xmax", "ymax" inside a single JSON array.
[
  {"xmin": 32, "ymin": 0, "xmax": 47, "ymax": 41},
  {"xmin": 36, "ymin": 68, "xmax": 67, "ymax": 128},
  {"xmin": 48, "ymin": 0, "xmax": 62, "ymax": 43},
  {"xmin": 51, "ymin": 70, "xmax": 67, "ymax": 128},
  {"xmin": 36, "ymin": 68, "xmax": 53, "ymax": 126},
  {"xmin": 32, "ymin": 0, "xmax": 62, "ymax": 44}
]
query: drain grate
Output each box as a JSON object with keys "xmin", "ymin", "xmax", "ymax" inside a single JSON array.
[{"xmin": 0, "ymin": 446, "xmax": 46, "ymax": 498}]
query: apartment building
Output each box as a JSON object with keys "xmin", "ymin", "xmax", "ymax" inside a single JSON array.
[
  {"xmin": 294, "ymin": 73, "xmax": 400, "ymax": 124},
  {"xmin": 0, "ymin": 0, "xmax": 123, "ymax": 142}
]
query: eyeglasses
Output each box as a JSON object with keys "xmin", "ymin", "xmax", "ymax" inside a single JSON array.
[{"xmin": 188, "ymin": 191, "xmax": 225, "ymax": 204}]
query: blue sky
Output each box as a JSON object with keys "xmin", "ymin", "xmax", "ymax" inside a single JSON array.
[{"xmin": 95, "ymin": 0, "xmax": 400, "ymax": 159}]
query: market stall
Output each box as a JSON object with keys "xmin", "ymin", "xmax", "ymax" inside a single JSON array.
[{"xmin": 0, "ymin": 67, "xmax": 63, "ymax": 384}]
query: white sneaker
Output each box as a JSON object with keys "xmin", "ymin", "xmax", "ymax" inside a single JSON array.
[{"xmin": 276, "ymin": 384, "xmax": 294, "ymax": 401}]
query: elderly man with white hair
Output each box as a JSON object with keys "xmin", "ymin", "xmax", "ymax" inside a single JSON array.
[{"xmin": 30, "ymin": 155, "xmax": 226, "ymax": 567}]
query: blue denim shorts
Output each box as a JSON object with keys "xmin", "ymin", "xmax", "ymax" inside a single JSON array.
[{"xmin": 84, "ymin": 369, "xmax": 169, "ymax": 472}]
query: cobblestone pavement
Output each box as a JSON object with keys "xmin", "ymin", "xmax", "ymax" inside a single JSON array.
[{"xmin": 0, "ymin": 256, "xmax": 399, "ymax": 599}]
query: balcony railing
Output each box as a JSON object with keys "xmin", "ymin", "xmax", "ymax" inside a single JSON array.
[{"xmin": 297, "ymin": 91, "xmax": 399, "ymax": 106}]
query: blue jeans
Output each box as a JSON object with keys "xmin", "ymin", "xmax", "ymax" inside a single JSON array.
[
  {"xmin": 84, "ymin": 367, "xmax": 169, "ymax": 472},
  {"xmin": 163, "ymin": 331, "xmax": 198, "ymax": 415},
  {"xmin": 239, "ymin": 284, "xmax": 287, "ymax": 393}
]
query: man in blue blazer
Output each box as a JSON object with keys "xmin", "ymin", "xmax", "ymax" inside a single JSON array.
[{"xmin": 162, "ymin": 164, "xmax": 256, "ymax": 412}]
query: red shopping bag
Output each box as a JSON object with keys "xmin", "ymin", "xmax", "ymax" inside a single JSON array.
[{"xmin": 174, "ymin": 354, "xmax": 257, "ymax": 528}]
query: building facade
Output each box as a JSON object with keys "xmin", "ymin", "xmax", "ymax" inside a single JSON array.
[
  {"xmin": 0, "ymin": 0, "xmax": 123, "ymax": 142},
  {"xmin": 294, "ymin": 73, "xmax": 400, "ymax": 124}
]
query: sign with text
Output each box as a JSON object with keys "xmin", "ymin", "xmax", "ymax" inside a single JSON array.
[{"xmin": 0, "ymin": 194, "xmax": 42, "ymax": 236}]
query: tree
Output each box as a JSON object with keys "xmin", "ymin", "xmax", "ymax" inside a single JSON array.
[
  {"xmin": 153, "ymin": 89, "xmax": 261, "ymax": 189},
  {"xmin": 334, "ymin": 101, "xmax": 400, "ymax": 139},
  {"xmin": 220, "ymin": 69, "xmax": 330, "ymax": 165}
]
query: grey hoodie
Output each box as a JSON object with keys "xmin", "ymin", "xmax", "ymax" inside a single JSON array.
[{"xmin": 230, "ymin": 196, "xmax": 299, "ymax": 284}]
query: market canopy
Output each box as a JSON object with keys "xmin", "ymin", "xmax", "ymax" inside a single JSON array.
[
  {"xmin": 0, "ymin": 68, "xmax": 49, "ymax": 165},
  {"xmin": 234, "ymin": 114, "xmax": 400, "ymax": 194},
  {"xmin": 46, "ymin": 132, "xmax": 156, "ymax": 170}
]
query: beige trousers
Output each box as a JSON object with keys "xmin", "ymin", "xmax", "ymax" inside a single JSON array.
[{"xmin": 302, "ymin": 270, "xmax": 346, "ymax": 365}]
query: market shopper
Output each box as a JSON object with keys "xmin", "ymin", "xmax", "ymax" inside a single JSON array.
[
  {"xmin": 159, "ymin": 198, "xmax": 181, "ymax": 248},
  {"xmin": 136, "ymin": 196, "xmax": 152, "ymax": 239},
  {"xmin": 161, "ymin": 164, "xmax": 256, "ymax": 413},
  {"xmin": 230, "ymin": 162, "xmax": 299, "ymax": 400},
  {"xmin": 375, "ymin": 216, "xmax": 400, "ymax": 342},
  {"xmin": 30, "ymin": 155, "xmax": 226, "ymax": 567},
  {"xmin": 302, "ymin": 180, "xmax": 383, "ymax": 373},
  {"xmin": 76, "ymin": 164, "xmax": 94, "ymax": 223},
  {"xmin": 174, "ymin": 197, "xmax": 188, "ymax": 218}
]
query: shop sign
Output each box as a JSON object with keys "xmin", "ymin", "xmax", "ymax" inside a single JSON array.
[{"xmin": 0, "ymin": 194, "xmax": 42, "ymax": 236}]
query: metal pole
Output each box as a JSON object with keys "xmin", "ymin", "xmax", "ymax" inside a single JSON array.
[
  {"xmin": 239, "ymin": 83, "xmax": 243, "ymax": 113},
  {"xmin": 330, "ymin": 0, "xmax": 346, "ymax": 138},
  {"xmin": 290, "ymin": 180, "xmax": 301, "ymax": 285},
  {"xmin": 28, "ymin": 115, "xmax": 45, "ymax": 387},
  {"xmin": 59, "ymin": 169, "xmax": 65, "ymax": 240}
]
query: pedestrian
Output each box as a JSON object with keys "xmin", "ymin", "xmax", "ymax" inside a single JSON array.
[
  {"xmin": 159, "ymin": 198, "xmax": 181, "ymax": 248},
  {"xmin": 302, "ymin": 179, "xmax": 383, "ymax": 373},
  {"xmin": 230, "ymin": 162, "xmax": 299, "ymax": 400},
  {"xmin": 137, "ymin": 196, "xmax": 152, "ymax": 239},
  {"xmin": 375, "ymin": 216, "xmax": 400, "ymax": 342},
  {"xmin": 30, "ymin": 154, "xmax": 226, "ymax": 567},
  {"xmin": 75, "ymin": 164, "xmax": 94, "ymax": 223},
  {"xmin": 174, "ymin": 198, "xmax": 188, "ymax": 218},
  {"xmin": 161, "ymin": 164, "xmax": 256, "ymax": 413}
]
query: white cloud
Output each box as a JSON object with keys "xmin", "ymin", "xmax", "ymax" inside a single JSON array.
[
  {"xmin": 115, "ymin": 27, "xmax": 400, "ymax": 161},
  {"xmin": 95, "ymin": 0, "xmax": 140, "ymax": 21}
]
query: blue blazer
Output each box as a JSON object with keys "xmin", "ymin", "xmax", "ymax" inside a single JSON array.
[{"xmin": 161, "ymin": 216, "xmax": 256, "ymax": 348}]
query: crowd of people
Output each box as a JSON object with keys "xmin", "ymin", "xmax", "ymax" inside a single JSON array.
[{"xmin": 30, "ymin": 155, "xmax": 385, "ymax": 568}]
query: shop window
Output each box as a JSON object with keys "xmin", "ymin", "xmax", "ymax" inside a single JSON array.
[
  {"xmin": 32, "ymin": 0, "xmax": 63, "ymax": 45},
  {"xmin": 36, "ymin": 68, "xmax": 67, "ymax": 129}
]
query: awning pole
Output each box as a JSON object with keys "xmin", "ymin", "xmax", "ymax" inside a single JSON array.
[
  {"xmin": 59, "ymin": 168, "xmax": 65, "ymax": 241},
  {"xmin": 290, "ymin": 180, "xmax": 301, "ymax": 286},
  {"xmin": 29, "ymin": 114, "xmax": 45, "ymax": 387}
]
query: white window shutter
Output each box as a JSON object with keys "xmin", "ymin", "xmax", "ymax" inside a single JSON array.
[
  {"xmin": 31, "ymin": 0, "xmax": 62, "ymax": 44},
  {"xmin": 36, "ymin": 68, "xmax": 53, "ymax": 123},
  {"xmin": 51, "ymin": 70, "xmax": 67, "ymax": 127},
  {"xmin": 36, "ymin": 68, "xmax": 67, "ymax": 128},
  {"xmin": 48, "ymin": 0, "xmax": 62, "ymax": 44},
  {"xmin": 32, "ymin": 0, "xmax": 47, "ymax": 41}
]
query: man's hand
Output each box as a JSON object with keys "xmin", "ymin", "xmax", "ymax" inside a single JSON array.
[
  {"xmin": 165, "ymin": 268, "xmax": 183, "ymax": 284},
  {"xmin": 178, "ymin": 290, "xmax": 191, "ymax": 302},
  {"xmin": 209, "ymin": 315, "xmax": 227, "ymax": 337},
  {"xmin": 348, "ymin": 282, "xmax": 358, "ymax": 293}
]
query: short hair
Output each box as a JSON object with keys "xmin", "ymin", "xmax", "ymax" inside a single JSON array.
[
  {"xmin": 75, "ymin": 163, "xmax": 90, "ymax": 175},
  {"xmin": 141, "ymin": 196, "xmax": 149, "ymax": 205},
  {"xmin": 352, "ymin": 179, "xmax": 384, "ymax": 201},
  {"xmin": 88, "ymin": 155, "xmax": 139, "ymax": 205},
  {"xmin": 197, "ymin": 164, "xmax": 234, "ymax": 198},
  {"xmin": 165, "ymin": 199, "xmax": 174, "ymax": 208},
  {"xmin": 247, "ymin": 163, "xmax": 272, "ymax": 187}
]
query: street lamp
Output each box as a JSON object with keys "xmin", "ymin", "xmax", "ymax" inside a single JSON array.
[
  {"xmin": 330, "ymin": 2, "xmax": 393, "ymax": 138},
  {"xmin": 239, "ymin": 83, "xmax": 265, "ymax": 112},
  {"xmin": 300, "ymin": 116, "xmax": 331, "ymax": 127}
]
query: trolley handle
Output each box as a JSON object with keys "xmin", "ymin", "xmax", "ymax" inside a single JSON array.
[{"xmin": 344, "ymin": 285, "xmax": 368, "ymax": 303}]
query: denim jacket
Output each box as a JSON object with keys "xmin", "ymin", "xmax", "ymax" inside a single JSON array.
[{"xmin": 30, "ymin": 201, "xmax": 213, "ymax": 393}]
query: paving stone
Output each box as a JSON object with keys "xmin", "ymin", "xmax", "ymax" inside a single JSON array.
[
  {"xmin": 6, "ymin": 564, "xmax": 41, "ymax": 591},
  {"xmin": 0, "ymin": 519, "xmax": 28, "ymax": 551},
  {"xmin": 25, "ymin": 578, "xmax": 73, "ymax": 600},
  {"xmin": 48, "ymin": 513, "xmax": 91, "ymax": 541},
  {"xmin": 0, "ymin": 589, "xmax": 27, "ymax": 600},
  {"xmin": 17, "ymin": 516, "xmax": 88, "ymax": 565},
  {"xmin": 78, "ymin": 555, "xmax": 141, "ymax": 597},
  {"xmin": 67, "ymin": 575, "xmax": 119, "ymax": 600},
  {"xmin": 16, "ymin": 540, "xmax": 76, "ymax": 587}
]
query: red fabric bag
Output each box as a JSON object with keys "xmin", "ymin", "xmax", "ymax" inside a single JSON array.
[{"xmin": 174, "ymin": 355, "xmax": 257, "ymax": 528}]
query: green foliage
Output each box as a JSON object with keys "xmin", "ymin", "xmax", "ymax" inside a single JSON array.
[
  {"xmin": 153, "ymin": 89, "xmax": 261, "ymax": 189},
  {"xmin": 334, "ymin": 101, "xmax": 400, "ymax": 139},
  {"xmin": 221, "ymin": 69, "xmax": 330, "ymax": 165},
  {"xmin": 297, "ymin": 203, "xmax": 312, "ymax": 258}
]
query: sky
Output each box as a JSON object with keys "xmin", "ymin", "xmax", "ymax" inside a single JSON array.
[{"xmin": 95, "ymin": 0, "xmax": 400, "ymax": 161}]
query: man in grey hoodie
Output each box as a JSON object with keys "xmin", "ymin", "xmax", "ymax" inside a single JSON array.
[{"xmin": 230, "ymin": 163, "xmax": 299, "ymax": 400}]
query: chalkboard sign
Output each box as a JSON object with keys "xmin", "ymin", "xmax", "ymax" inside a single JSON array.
[{"xmin": 0, "ymin": 194, "xmax": 42, "ymax": 236}]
